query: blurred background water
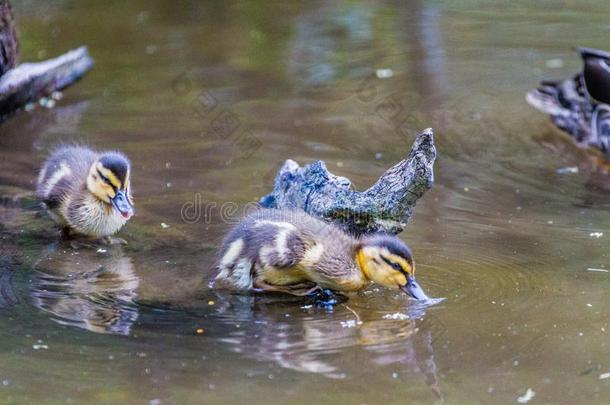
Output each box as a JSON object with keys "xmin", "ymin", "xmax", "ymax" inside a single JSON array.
[{"xmin": 1, "ymin": 0, "xmax": 610, "ymax": 403}]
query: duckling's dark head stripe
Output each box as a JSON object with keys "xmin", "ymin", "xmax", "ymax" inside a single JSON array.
[
  {"xmin": 99, "ymin": 153, "xmax": 130, "ymax": 187},
  {"xmin": 380, "ymin": 254, "xmax": 410, "ymax": 277},
  {"xmin": 363, "ymin": 233, "xmax": 413, "ymax": 264},
  {"xmin": 384, "ymin": 239, "xmax": 413, "ymax": 264},
  {"xmin": 96, "ymin": 168, "xmax": 117, "ymax": 191}
]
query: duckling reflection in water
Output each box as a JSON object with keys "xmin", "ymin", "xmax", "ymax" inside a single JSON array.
[
  {"xmin": 31, "ymin": 248, "xmax": 140, "ymax": 335},
  {"xmin": 212, "ymin": 209, "xmax": 432, "ymax": 304},
  {"xmin": 0, "ymin": 243, "xmax": 20, "ymax": 309},
  {"xmin": 0, "ymin": 265, "xmax": 18, "ymax": 309},
  {"xmin": 36, "ymin": 145, "xmax": 135, "ymax": 245},
  {"xmin": 212, "ymin": 293, "xmax": 442, "ymax": 398}
]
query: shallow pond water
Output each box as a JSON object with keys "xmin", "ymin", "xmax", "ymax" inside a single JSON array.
[{"xmin": 1, "ymin": 0, "xmax": 610, "ymax": 403}]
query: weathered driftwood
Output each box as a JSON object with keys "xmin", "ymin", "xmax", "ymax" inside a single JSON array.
[
  {"xmin": 0, "ymin": 0, "xmax": 18, "ymax": 76},
  {"xmin": 0, "ymin": 46, "xmax": 93, "ymax": 120},
  {"xmin": 260, "ymin": 128, "xmax": 436, "ymax": 235},
  {"xmin": 0, "ymin": 0, "xmax": 93, "ymax": 122}
]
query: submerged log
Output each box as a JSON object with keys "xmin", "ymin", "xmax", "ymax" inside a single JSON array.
[
  {"xmin": 260, "ymin": 128, "xmax": 436, "ymax": 235},
  {"xmin": 0, "ymin": 46, "xmax": 93, "ymax": 120},
  {"xmin": 0, "ymin": 0, "xmax": 93, "ymax": 122}
]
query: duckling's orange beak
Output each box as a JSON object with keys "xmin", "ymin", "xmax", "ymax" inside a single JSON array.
[{"xmin": 399, "ymin": 276, "xmax": 430, "ymax": 301}]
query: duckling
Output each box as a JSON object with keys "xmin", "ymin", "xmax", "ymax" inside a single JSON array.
[
  {"xmin": 36, "ymin": 145, "xmax": 134, "ymax": 243},
  {"xmin": 212, "ymin": 209, "xmax": 430, "ymax": 302},
  {"xmin": 32, "ymin": 249, "xmax": 139, "ymax": 335},
  {"xmin": 527, "ymin": 47, "xmax": 610, "ymax": 156},
  {"xmin": 580, "ymin": 47, "xmax": 610, "ymax": 105}
]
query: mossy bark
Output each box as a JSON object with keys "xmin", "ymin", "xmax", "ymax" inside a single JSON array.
[{"xmin": 260, "ymin": 128, "xmax": 436, "ymax": 235}]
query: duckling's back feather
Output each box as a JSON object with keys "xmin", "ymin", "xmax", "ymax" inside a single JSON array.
[
  {"xmin": 213, "ymin": 209, "xmax": 367, "ymax": 292},
  {"xmin": 37, "ymin": 146, "xmax": 97, "ymax": 203}
]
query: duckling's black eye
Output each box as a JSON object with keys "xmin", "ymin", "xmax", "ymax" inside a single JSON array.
[
  {"xmin": 101, "ymin": 176, "xmax": 114, "ymax": 188},
  {"xmin": 96, "ymin": 169, "xmax": 113, "ymax": 186},
  {"xmin": 381, "ymin": 254, "xmax": 404, "ymax": 272}
]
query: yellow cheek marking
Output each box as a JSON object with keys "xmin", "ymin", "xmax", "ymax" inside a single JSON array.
[
  {"xmin": 358, "ymin": 248, "xmax": 412, "ymax": 288},
  {"xmin": 96, "ymin": 163, "xmax": 122, "ymax": 189},
  {"xmin": 356, "ymin": 250, "xmax": 370, "ymax": 279},
  {"xmin": 393, "ymin": 273, "xmax": 407, "ymax": 287},
  {"xmin": 378, "ymin": 272, "xmax": 407, "ymax": 288},
  {"xmin": 104, "ymin": 184, "xmax": 116, "ymax": 199},
  {"xmin": 387, "ymin": 254, "xmax": 413, "ymax": 276}
]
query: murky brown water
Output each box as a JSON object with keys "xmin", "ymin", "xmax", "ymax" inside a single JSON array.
[{"xmin": 1, "ymin": 1, "xmax": 610, "ymax": 403}]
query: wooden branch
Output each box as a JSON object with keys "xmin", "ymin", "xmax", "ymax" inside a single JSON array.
[
  {"xmin": 0, "ymin": 46, "xmax": 93, "ymax": 121},
  {"xmin": 0, "ymin": 0, "xmax": 18, "ymax": 76},
  {"xmin": 260, "ymin": 128, "xmax": 436, "ymax": 235}
]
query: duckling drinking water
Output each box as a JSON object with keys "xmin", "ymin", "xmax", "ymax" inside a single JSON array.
[
  {"xmin": 36, "ymin": 145, "xmax": 134, "ymax": 241},
  {"xmin": 212, "ymin": 209, "xmax": 431, "ymax": 302}
]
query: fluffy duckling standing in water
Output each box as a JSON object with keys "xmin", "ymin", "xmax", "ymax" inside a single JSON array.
[
  {"xmin": 36, "ymin": 145, "xmax": 135, "ymax": 244},
  {"xmin": 212, "ymin": 209, "xmax": 430, "ymax": 303}
]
